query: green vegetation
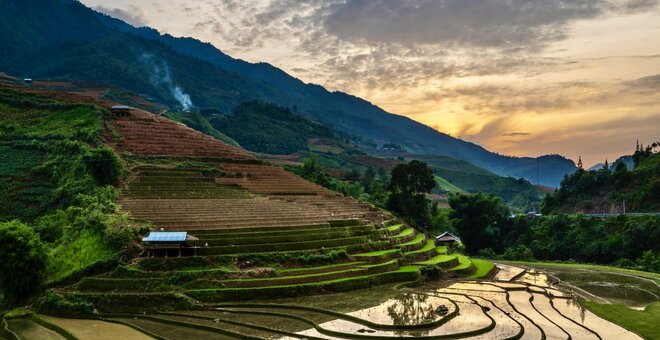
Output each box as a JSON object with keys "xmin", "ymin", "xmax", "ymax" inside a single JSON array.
[
  {"xmin": 434, "ymin": 175, "xmax": 464, "ymax": 193},
  {"xmin": 584, "ymin": 301, "xmax": 660, "ymax": 340},
  {"xmin": 0, "ymin": 221, "xmax": 47, "ymax": 303},
  {"xmin": 451, "ymin": 192, "xmax": 660, "ymax": 272},
  {"xmin": 542, "ymin": 145, "xmax": 659, "ymax": 213},
  {"xmin": 210, "ymin": 101, "xmax": 345, "ymax": 154},
  {"xmin": 387, "ymin": 160, "xmax": 436, "ymax": 225},
  {"xmin": 0, "ymin": 87, "xmax": 141, "ymax": 309},
  {"xmin": 291, "ymin": 158, "xmax": 390, "ymax": 206},
  {"xmin": 0, "ymin": 88, "xmax": 102, "ymax": 142},
  {"xmin": 165, "ymin": 111, "xmax": 240, "ymax": 147},
  {"xmin": 449, "ymin": 193, "xmax": 509, "ymax": 254},
  {"xmin": 414, "ymin": 155, "xmax": 542, "ymax": 211},
  {"xmin": 468, "ymin": 259, "xmax": 495, "ymax": 279},
  {"xmin": 501, "ymin": 260, "xmax": 660, "ymax": 282}
]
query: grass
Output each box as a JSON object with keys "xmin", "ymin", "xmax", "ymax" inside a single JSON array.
[
  {"xmin": 3, "ymin": 308, "xmax": 30, "ymax": 319},
  {"xmin": 391, "ymin": 227, "xmax": 414, "ymax": 239},
  {"xmin": 448, "ymin": 254, "xmax": 472, "ymax": 271},
  {"xmin": 501, "ymin": 260, "xmax": 660, "ymax": 283},
  {"xmin": 436, "ymin": 246, "xmax": 448, "ymax": 254},
  {"xmin": 404, "ymin": 240, "xmax": 435, "ymax": 255},
  {"xmin": 46, "ymin": 230, "xmax": 118, "ymax": 283},
  {"xmin": 386, "ymin": 224, "xmax": 403, "ymax": 230},
  {"xmin": 354, "ymin": 249, "xmax": 401, "ymax": 257},
  {"xmin": 468, "ymin": 259, "xmax": 495, "ymax": 279},
  {"xmin": 415, "ymin": 254, "xmax": 457, "ymax": 266},
  {"xmin": 583, "ymin": 301, "xmax": 660, "ymax": 340},
  {"xmin": 434, "ymin": 175, "xmax": 464, "ymax": 193},
  {"xmin": 399, "ymin": 233, "xmax": 425, "ymax": 247}
]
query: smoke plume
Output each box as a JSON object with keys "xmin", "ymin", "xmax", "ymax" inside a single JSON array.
[{"xmin": 139, "ymin": 53, "xmax": 194, "ymax": 111}]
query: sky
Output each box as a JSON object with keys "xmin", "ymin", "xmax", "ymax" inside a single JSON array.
[{"xmin": 82, "ymin": 0, "xmax": 660, "ymax": 166}]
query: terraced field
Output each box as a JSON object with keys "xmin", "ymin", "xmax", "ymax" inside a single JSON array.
[
  {"xmin": 28, "ymin": 264, "xmax": 641, "ymax": 339},
  {"xmin": 60, "ymin": 220, "xmax": 486, "ymax": 307}
]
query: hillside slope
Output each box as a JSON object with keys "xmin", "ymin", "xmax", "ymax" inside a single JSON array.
[
  {"xmin": 542, "ymin": 152, "xmax": 660, "ymax": 214},
  {"xmin": 0, "ymin": 0, "xmax": 576, "ymax": 186}
]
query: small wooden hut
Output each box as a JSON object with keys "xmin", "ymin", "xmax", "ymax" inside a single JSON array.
[
  {"xmin": 142, "ymin": 231, "xmax": 199, "ymax": 257},
  {"xmin": 435, "ymin": 231, "xmax": 461, "ymax": 245}
]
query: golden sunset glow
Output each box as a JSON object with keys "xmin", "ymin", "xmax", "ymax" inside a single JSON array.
[{"xmin": 83, "ymin": 0, "xmax": 660, "ymax": 166}]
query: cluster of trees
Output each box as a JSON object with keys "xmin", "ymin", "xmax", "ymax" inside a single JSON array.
[
  {"xmin": 542, "ymin": 143, "xmax": 659, "ymax": 214},
  {"xmin": 293, "ymin": 159, "xmax": 391, "ymax": 207},
  {"xmin": 0, "ymin": 187, "xmax": 141, "ymax": 306},
  {"xmin": 295, "ymin": 159, "xmax": 440, "ymax": 227},
  {"xmin": 446, "ymin": 193, "xmax": 660, "ymax": 273}
]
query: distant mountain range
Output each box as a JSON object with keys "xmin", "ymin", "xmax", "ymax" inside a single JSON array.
[
  {"xmin": 0, "ymin": 0, "xmax": 577, "ymax": 187},
  {"xmin": 587, "ymin": 156, "xmax": 634, "ymax": 171}
]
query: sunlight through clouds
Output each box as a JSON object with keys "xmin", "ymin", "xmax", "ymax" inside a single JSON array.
[{"xmin": 82, "ymin": 0, "xmax": 660, "ymax": 166}]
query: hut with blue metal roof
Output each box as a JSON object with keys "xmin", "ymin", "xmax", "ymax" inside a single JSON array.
[{"xmin": 142, "ymin": 231, "xmax": 199, "ymax": 257}]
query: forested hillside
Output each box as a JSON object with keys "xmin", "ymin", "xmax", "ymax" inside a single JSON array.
[
  {"xmin": 542, "ymin": 145, "xmax": 660, "ymax": 214},
  {"xmin": 0, "ymin": 0, "xmax": 576, "ymax": 186},
  {"xmin": 209, "ymin": 101, "xmax": 345, "ymax": 155},
  {"xmin": 0, "ymin": 80, "xmax": 139, "ymax": 305}
]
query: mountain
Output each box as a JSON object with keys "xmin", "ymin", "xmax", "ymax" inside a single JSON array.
[
  {"xmin": 588, "ymin": 155, "xmax": 634, "ymax": 171},
  {"xmin": 0, "ymin": 0, "xmax": 576, "ymax": 186}
]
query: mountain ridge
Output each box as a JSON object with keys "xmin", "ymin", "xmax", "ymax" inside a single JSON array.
[{"xmin": 0, "ymin": 0, "xmax": 576, "ymax": 186}]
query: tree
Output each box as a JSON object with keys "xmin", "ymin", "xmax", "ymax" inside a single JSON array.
[
  {"xmin": 0, "ymin": 221, "xmax": 47, "ymax": 303},
  {"xmin": 82, "ymin": 147, "xmax": 123, "ymax": 186},
  {"xmin": 448, "ymin": 193, "xmax": 510, "ymax": 253},
  {"xmin": 387, "ymin": 160, "xmax": 436, "ymax": 224}
]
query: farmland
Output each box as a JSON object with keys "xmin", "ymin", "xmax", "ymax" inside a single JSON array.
[{"xmin": 0, "ymin": 82, "xmax": 650, "ymax": 339}]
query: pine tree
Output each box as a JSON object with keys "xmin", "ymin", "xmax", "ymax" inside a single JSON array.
[
  {"xmin": 577, "ymin": 156, "xmax": 583, "ymax": 170},
  {"xmin": 603, "ymin": 159, "xmax": 609, "ymax": 170}
]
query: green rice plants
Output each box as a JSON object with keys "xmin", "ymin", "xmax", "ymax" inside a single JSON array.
[
  {"xmin": 186, "ymin": 268, "xmax": 421, "ymax": 302},
  {"xmin": 469, "ymin": 259, "xmax": 496, "ymax": 279},
  {"xmin": 415, "ymin": 254, "xmax": 459, "ymax": 268},
  {"xmin": 197, "ymin": 236, "xmax": 368, "ymax": 255},
  {"xmin": 33, "ymin": 290, "xmax": 93, "ymax": 317}
]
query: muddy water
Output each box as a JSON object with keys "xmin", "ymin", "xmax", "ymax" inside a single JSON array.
[
  {"xmin": 552, "ymin": 299, "xmax": 644, "ymax": 340},
  {"xmin": 469, "ymin": 296, "xmax": 521, "ymax": 340},
  {"xmin": 530, "ymin": 293, "xmax": 598, "ymax": 340},
  {"xmin": 39, "ymin": 315, "xmax": 153, "ymax": 340},
  {"xmin": 6, "ymin": 319, "xmax": 65, "ymax": 340},
  {"xmin": 345, "ymin": 293, "xmax": 453, "ymax": 326},
  {"xmin": 516, "ymin": 270, "xmax": 552, "ymax": 287},
  {"xmin": 294, "ymin": 294, "xmax": 492, "ymax": 338},
  {"xmin": 508, "ymin": 290, "xmax": 569, "ymax": 339},
  {"xmin": 432, "ymin": 288, "xmax": 542, "ymax": 340},
  {"xmin": 494, "ymin": 263, "xmax": 526, "ymax": 281}
]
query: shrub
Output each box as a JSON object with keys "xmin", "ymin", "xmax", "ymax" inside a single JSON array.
[
  {"xmin": 0, "ymin": 221, "xmax": 47, "ymax": 303},
  {"xmin": 477, "ymin": 248, "xmax": 498, "ymax": 259},
  {"xmin": 501, "ymin": 245, "xmax": 535, "ymax": 261},
  {"xmin": 33, "ymin": 290, "xmax": 93, "ymax": 317},
  {"xmin": 82, "ymin": 147, "xmax": 123, "ymax": 186}
]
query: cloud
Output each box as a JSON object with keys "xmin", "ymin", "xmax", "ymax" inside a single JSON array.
[
  {"xmin": 94, "ymin": 5, "xmax": 149, "ymax": 27},
  {"xmin": 323, "ymin": 0, "xmax": 658, "ymax": 49},
  {"xmin": 323, "ymin": 0, "xmax": 601, "ymax": 49},
  {"xmin": 502, "ymin": 132, "xmax": 533, "ymax": 137}
]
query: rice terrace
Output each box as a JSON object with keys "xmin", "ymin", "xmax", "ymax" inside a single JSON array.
[{"xmin": 1, "ymin": 1, "xmax": 660, "ymax": 339}]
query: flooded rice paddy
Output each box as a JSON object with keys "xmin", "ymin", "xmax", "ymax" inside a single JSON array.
[{"xmin": 6, "ymin": 264, "xmax": 650, "ymax": 339}]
